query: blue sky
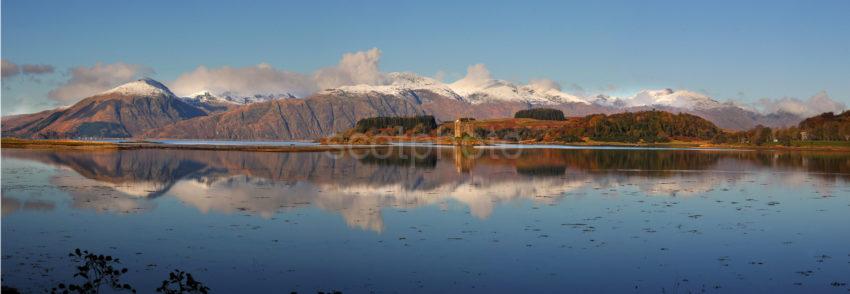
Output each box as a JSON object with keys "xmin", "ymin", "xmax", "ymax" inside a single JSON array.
[{"xmin": 2, "ymin": 0, "xmax": 849, "ymax": 115}]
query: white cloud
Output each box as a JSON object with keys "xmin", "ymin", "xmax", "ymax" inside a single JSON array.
[
  {"xmin": 527, "ymin": 79, "xmax": 562, "ymax": 92},
  {"xmin": 756, "ymin": 91, "xmax": 846, "ymax": 117},
  {"xmin": 170, "ymin": 63, "xmax": 316, "ymax": 97},
  {"xmin": 313, "ymin": 48, "xmax": 386, "ymax": 90},
  {"xmin": 451, "ymin": 64, "xmax": 493, "ymax": 89},
  {"xmin": 48, "ymin": 62, "xmax": 152, "ymax": 102}
]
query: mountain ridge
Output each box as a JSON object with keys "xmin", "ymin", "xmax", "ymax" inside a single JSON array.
[{"xmin": 2, "ymin": 78, "xmax": 818, "ymax": 140}]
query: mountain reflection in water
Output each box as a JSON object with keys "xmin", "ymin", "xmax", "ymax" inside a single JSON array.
[{"xmin": 3, "ymin": 147, "xmax": 848, "ymax": 232}]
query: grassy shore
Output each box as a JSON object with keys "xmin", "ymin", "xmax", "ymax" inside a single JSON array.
[
  {"xmin": 3, "ymin": 137, "xmax": 850, "ymax": 152},
  {"xmin": 1, "ymin": 138, "xmax": 120, "ymax": 149}
]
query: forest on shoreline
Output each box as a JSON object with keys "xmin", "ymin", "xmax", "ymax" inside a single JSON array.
[{"xmin": 332, "ymin": 108, "xmax": 850, "ymax": 148}]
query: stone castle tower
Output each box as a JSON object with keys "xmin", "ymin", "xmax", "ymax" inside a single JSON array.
[{"xmin": 454, "ymin": 118, "xmax": 476, "ymax": 138}]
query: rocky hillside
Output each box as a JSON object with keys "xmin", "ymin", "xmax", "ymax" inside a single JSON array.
[{"xmin": 147, "ymin": 91, "xmax": 427, "ymax": 139}]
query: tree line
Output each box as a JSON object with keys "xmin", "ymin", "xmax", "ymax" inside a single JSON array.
[
  {"xmin": 578, "ymin": 111, "xmax": 720, "ymax": 143},
  {"xmin": 346, "ymin": 109, "xmax": 850, "ymax": 146},
  {"xmin": 465, "ymin": 110, "xmax": 719, "ymax": 143},
  {"xmin": 354, "ymin": 115, "xmax": 437, "ymax": 134},
  {"xmin": 514, "ymin": 108, "xmax": 565, "ymax": 121},
  {"xmin": 712, "ymin": 110, "xmax": 850, "ymax": 146}
]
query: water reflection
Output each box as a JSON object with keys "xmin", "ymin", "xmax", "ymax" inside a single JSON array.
[
  {"xmin": 2, "ymin": 147, "xmax": 849, "ymax": 232},
  {"xmin": 4, "ymin": 147, "xmax": 850, "ymax": 293}
]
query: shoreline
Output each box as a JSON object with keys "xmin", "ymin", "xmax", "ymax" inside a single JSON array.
[
  {"xmin": 323, "ymin": 135, "xmax": 850, "ymax": 152},
  {"xmin": 3, "ymin": 138, "xmax": 850, "ymax": 152},
  {"xmin": 0, "ymin": 138, "xmax": 375, "ymax": 153}
]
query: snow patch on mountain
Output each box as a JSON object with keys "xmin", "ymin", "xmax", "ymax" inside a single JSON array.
[
  {"xmin": 324, "ymin": 72, "xmax": 462, "ymax": 100},
  {"xmin": 452, "ymin": 79, "xmax": 588, "ymax": 105},
  {"xmin": 182, "ymin": 91, "xmax": 296, "ymax": 105},
  {"xmin": 103, "ymin": 78, "xmax": 175, "ymax": 97}
]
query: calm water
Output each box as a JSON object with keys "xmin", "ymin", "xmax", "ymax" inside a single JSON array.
[{"xmin": 2, "ymin": 147, "xmax": 849, "ymax": 293}]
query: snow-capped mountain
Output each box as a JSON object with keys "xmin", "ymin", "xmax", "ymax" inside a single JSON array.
[
  {"xmin": 309, "ymin": 74, "xmax": 808, "ymax": 130},
  {"xmin": 322, "ymin": 72, "xmax": 736, "ymax": 110},
  {"xmin": 323, "ymin": 72, "xmax": 588, "ymax": 106},
  {"xmin": 179, "ymin": 70, "xmax": 736, "ymax": 112},
  {"xmin": 612, "ymin": 88, "xmax": 730, "ymax": 110},
  {"xmin": 450, "ymin": 76, "xmax": 587, "ymax": 105},
  {"xmin": 324, "ymin": 72, "xmax": 462, "ymax": 100},
  {"xmin": 2, "ymin": 78, "xmax": 206, "ymax": 138}
]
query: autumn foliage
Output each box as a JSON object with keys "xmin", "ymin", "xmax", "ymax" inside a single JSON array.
[
  {"xmin": 798, "ymin": 111, "xmax": 850, "ymax": 141},
  {"xmin": 578, "ymin": 111, "xmax": 720, "ymax": 143}
]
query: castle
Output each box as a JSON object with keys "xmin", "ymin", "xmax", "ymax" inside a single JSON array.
[{"xmin": 453, "ymin": 118, "xmax": 476, "ymax": 138}]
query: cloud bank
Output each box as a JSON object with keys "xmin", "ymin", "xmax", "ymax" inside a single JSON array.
[
  {"xmin": 755, "ymin": 91, "xmax": 846, "ymax": 117},
  {"xmin": 170, "ymin": 48, "xmax": 388, "ymax": 97},
  {"xmin": 170, "ymin": 63, "xmax": 316, "ymax": 98},
  {"xmin": 48, "ymin": 62, "xmax": 152, "ymax": 102}
]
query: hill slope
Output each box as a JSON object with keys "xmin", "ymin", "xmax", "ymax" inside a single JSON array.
[{"xmin": 148, "ymin": 92, "xmax": 427, "ymax": 140}]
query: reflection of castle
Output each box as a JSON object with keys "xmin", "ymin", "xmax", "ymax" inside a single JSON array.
[
  {"xmin": 454, "ymin": 118, "xmax": 476, "ymax": 138},
  {"xmin": 453, "ymin": 146, "xmax": 476, "ymax": 173}
]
